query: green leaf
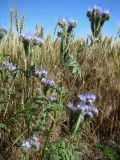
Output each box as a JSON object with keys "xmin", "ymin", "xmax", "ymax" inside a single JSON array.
[{"xmin": 0, "ymin": 123, "xmax": 6, "ymax": 130}]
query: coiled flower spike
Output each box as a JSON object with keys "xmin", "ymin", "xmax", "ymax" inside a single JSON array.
[
  {"xmin": 57, "ymin": 18, "xmax": 77, "ymax": 34},
  {"xmin": 58, "ymin": 18, "xmax": 68, "ymax": 28},
  {"xmin": 102, "ymin": 10, "xmax": 110, "ymax": 21}
]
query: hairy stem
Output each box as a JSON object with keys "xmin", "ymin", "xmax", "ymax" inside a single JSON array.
[{"xmin": 41, "ymin": 112, "xmax": 56, "ymax": 160}]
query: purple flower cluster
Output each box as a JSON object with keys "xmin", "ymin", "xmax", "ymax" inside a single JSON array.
[
  {"xmin": 87, "ymin": 5, "xmax": 110, "ymax": 21},
  {"xmin": 34, "ymin": 69, "xmax": 55, "ymax": 95},
  {"xmin": 20, "ymin": 33, "xmax": 44, "ymax": 45},
  {"xmin": 2, "ymin": 60, "xmax": 17, "ymax": 71},
  {"xmin": 42, "ymin": 77, "xmax": 55, "ymax": 87},
  {"xmin": 34, "ymin": 69, "xmax": 48, "ymax": 77},
  {"xmin": 58, "ymin": 18, "xmax": 77, "ymax": 28},
  {"xmin": 67, "ymin": 92, "xmax": 98, "ymax": 120},
  {"xmin": 35, "ymin": 88, "xmax": 41, "ymax": 95},
  {"xmin": 21, "ymin": 135, "xmax": 40, "ymax": 151},
  {"xmin": 67, "ymin": 101, "xmax": 98, "ymax": 115},
  {"xmin": 78, "ymin": 92, "xmax": 96, "ymax": 104},
  {"xmin": 48, "ymin": 95, "xmax": 57, "ymax": 102},
  {"xmin": 57, "ymin": 18, "xmax": 77, "ymax": 34}
]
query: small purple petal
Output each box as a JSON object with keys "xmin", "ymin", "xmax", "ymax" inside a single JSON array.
[
  {"xmin": 88, "ymin": 107, "xmax": 99, "ymax": 115},
  {"xmin": 67, "ymin": 102, "xmax": 78, "ymax": 111},
  {"xmin": 76, "ymin": 103, "xmax": 89, "ymax": 111},
  {"xmin": 84, "ymin": 111, "xmax": 93, "ymax": 119},
  {"xmin": 78, "ymin": 94, "xmax": 86, "ymax": 102}
]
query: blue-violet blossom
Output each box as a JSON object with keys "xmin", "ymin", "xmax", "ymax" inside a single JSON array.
[
  {"xmin": 42, "ymin": 78, "xmax": 55, "ymax": 87},
  {"xmin": 21, "ymin": 33, "xmax": 44, "ymax": 45},
  {"xmin": 21, "ymin": 135, "xmax": 40, "ymax": 151},
  {"xmin": 34, "ymin": 69, "xmax": 48, "ymax": 77},
  {"xmin": 2, "ymin": 60, "xmax": 17, "ymax": 71}
]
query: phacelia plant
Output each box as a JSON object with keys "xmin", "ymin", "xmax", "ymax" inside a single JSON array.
[
  {"xmin": 57, "ymin": 18, "xmax": 77, "ymax": 63},
  {"xmin": 20, "ymin": 33, "xmax": 44, "ymax": 56},
  {"xmin": 87, "ymin": 6, "xmax": 110, "ymax": 38},
  {"xmin": 67, "ymin": 92, "xmax": 98, "ymax": 134},
  {"xmin": 57, "ymin": 18, "xmax": 81, "ymax": 77}
]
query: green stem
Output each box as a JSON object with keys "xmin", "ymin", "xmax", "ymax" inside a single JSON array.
[
  {"xmin": 73, "ymin": 112, "xmax": 84, "ymax": 135},
  {"xmin": 24, "ymin": 44, "xmax": 30, "ymax": 99},
  {"xmin": 41, "ymin": 112, "xmax": 56, "ymax": 160}
]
